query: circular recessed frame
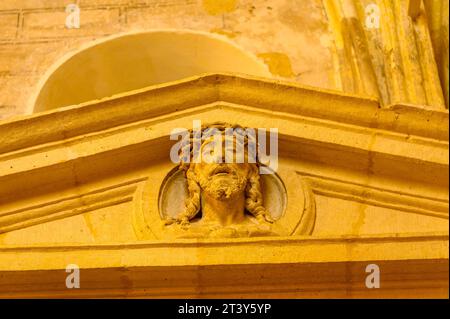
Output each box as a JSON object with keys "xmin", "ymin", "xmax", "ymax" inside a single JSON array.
[{"xmin": 134, "ymin": 164, "xmax": 315, "ymax": 239}]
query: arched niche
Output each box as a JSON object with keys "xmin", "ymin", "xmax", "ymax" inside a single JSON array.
[{"xmin": 31, "ymin": 30, "xmax": 271, "ymax": 113}]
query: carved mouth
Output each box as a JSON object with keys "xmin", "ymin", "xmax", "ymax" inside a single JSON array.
[{"xmin": 211, "ymin": 165, "xmax": 233, "ymax": 176}]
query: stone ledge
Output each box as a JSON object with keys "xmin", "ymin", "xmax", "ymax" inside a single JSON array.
[
  {"xmin": 0, "ymin": 232, "xmax": 447, "ymax": 270},
  {"xmin": 0, "ymin": 233, "xmax": 447, "ymax": 298}
]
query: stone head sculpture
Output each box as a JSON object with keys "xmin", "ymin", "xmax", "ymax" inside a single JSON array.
[{"xmin": 166, "ymin": 123, "xmax": 274, "ymax": 231}]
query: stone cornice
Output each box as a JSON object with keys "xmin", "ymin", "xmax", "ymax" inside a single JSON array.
[
  {"xmin": 0, "ymin": 233, "xmax": 447, "ymax": 298},
  {"xmin": 0, "ymin": 232, "xmax": 447, "ymax": 270},
  {"xmin": 0, "ymin": 74, "xmax": 448, "ymax": 205},
  {"xmin": 0, "ymin": 73, "xmax": 448, "ymax": 157}
]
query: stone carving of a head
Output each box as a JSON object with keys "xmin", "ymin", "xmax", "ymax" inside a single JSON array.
[{"xmin": 166, "ymin": 123, "xmax": 274, "ymax": 230}]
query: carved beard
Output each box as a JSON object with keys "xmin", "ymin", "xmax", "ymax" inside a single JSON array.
[{"xmin": 198, "ymin": 171, "xmax": 247, "ymax": 200}]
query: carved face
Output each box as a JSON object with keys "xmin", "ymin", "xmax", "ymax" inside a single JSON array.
[{"xmin": 193, "ymin": 137, "xmax": 253, "ymax": 200}]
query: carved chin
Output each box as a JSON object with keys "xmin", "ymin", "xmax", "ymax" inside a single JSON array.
[{"xmin": 203, "ymin": 176, "xmax": 245, "ymax": 200}]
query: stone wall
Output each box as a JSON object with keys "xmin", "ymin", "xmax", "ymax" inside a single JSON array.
[{"xmin": 0, "ymin": 0, "xmax": 334, "ymax": 119}]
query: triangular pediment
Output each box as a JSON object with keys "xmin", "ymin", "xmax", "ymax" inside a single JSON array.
[
  {"xmin": 0, "ymin": 74, "xmax": 447, "ymax": 245},
  {"xmin": 0, "ymin": 73, "xmax": 448, "ymax": 300}
]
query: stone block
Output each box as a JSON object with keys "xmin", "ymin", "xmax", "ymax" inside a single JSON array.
[
  {"xmin": 0, "ymin": 13, "xmax": 18, "ymax": 40},
  {"xmin": 22, "ymin": 8, "xmax": 120, "ymax": 38}
]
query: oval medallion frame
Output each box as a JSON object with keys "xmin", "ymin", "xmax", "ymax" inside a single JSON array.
[{"xmin": 134, "ymin": 164, "xmax": 315, "ymax": 239}]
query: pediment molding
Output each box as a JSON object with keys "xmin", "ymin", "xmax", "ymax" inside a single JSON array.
[
  {"xmin": 299, "ymin": 171, "xmax": 448, "ymax": 220},
  {"xmin": 0, "ymin": 102, "xmax": 447, "ymax": 205},
  {"xmin": 0, "ymin": 179, "xmax": 145, "ymax": 234},
  {"xmin": 0, "ymin": 74, "xmax": 448, "ymax": 158}
]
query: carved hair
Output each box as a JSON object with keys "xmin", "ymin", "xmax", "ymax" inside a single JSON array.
[
  {"xmin": 245, "ymin": 165, "xmax": 273, "ymax": 223},
  {"xmin": 177, "ymin": 167, "xmax": 201, "ymax": 224}
]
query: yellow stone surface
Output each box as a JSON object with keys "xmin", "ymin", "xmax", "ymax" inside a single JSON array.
[
  {"xmin": 203, "ymin": 0, "xmax": 238, "ymax": 16},
  {"xmin": 0, "ymin": 73, "xmax": 448, "ymax": 297},
  {"xmin": 0, "ymin": 0, "xmax": 448, "ymax": 299},
  {"xmin": 257, "ymin": 52, "xmax": 295, "ymax": 78}
]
